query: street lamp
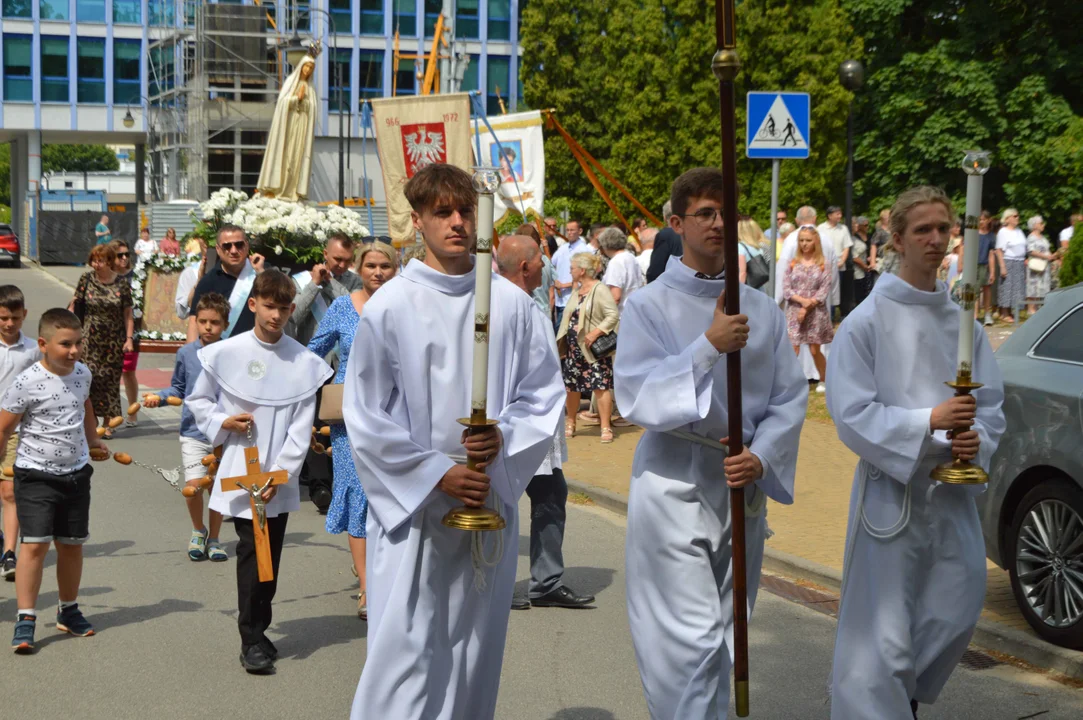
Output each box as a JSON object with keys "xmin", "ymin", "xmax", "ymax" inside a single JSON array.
[
  {"xmin": 123, "ymin": 108, "xmax": 135, "ymax": 129},
  {"xmin": 838, "ymin": 59, "xmax": 864, "ymax": 316}
]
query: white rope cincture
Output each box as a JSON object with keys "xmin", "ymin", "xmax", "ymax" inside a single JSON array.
[
  {"xmin": 826, "ymin": 459, "xmax": 914, "ymax": 700},
  {"xmin": 663, "ymin": 429, "xmax": 769, "ymax": 519},
  {"xmin": 449, "ymin": 454, "xmax": 505, "ymax": 591}
]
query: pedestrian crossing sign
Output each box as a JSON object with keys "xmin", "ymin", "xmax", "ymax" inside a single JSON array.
[{"xmin": 746, "ymin": 92, "xmax": 810, "ymax": 160}]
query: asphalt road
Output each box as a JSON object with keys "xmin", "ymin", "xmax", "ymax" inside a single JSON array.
[{"xmin": 1, "ymin": 264, "xmax": 1081, "ymax": 719}]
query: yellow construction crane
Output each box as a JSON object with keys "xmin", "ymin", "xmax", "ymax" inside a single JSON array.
[{"xmin": 392, "ymin": 15, "xmax": 451, "ymax": 96}]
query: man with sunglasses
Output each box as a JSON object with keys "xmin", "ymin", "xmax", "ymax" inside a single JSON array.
[{"xmin": 186, "ymin": 225, "xmax": 265, "ymax": 343}]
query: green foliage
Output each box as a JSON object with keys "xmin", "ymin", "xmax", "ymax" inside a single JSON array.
[
  {"xmin": 847, "ymin": 0, "xmax": 1083, "ymax": 221},
  {"xmin": 0, "ymin": 144, "xmax": 9, "ymax": 207},
  {"xmin": 41, "ymin": 144, "xmax": 119, "ymax": 176},
  {"xmin": 521, "ymin": 0, "xmax": 860, "ymax": 225},
  {"xmin": 0, "ymin": 206, "xmax": 10, "ymax": 224},
  {"xmin": 496, "ymin": 212, "xmax": 526, "ymax": 237},
  {"xmin": 1059, "ymin": 223, "xmax": 1083, "ymax": 288}
]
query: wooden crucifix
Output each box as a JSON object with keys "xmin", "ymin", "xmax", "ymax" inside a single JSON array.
[{"xmin": 220, "ymin": 446, "xmax": 288, "ymax": 582}]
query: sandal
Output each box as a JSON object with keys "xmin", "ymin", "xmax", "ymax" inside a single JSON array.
[
  {"xmin": 600, "ymin": 428, "xmax": 614, "ymax": 444},
  {"xmin": 206, "ymin": 540, "xmax": 227, "ymax": 562},
  {"xmin": 565, "ymin": 420, "xmax": 576, "ymax": 438},
  {"xmin": 188, "ymin": 529, "xmax": 208, "ymax": 561},
  {"xmin": 357, "ymin": 591, "xmax": 368, "ymax": 620}
]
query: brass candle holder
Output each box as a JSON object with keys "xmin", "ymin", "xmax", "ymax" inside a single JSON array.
[{"xmin": 930, "ymin": 367, "xmax": 988, "ymax": 485}]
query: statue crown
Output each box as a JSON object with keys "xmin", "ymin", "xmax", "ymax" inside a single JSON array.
[{"xmin": 307, "ymin": 40, "xmax": 323, "ymax": 58}]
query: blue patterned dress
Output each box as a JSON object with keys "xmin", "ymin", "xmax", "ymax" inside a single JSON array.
[{"xmin": 308, "ymin": 295, "xmax": 367, "ymax": 538}]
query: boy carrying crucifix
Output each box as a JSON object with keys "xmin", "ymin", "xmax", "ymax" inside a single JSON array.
[{"xmin": 187, "ymin": 270, "xmax": 332, "ymax": 674}]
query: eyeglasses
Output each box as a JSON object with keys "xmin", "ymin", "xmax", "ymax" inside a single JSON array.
[
  {"xmin": 679, "ymin": 208, "xmax": 722, "ymax": 227},
  {"xmin": 116, "ymin": 252, "xmax": 130, "ymax": 258},
  {"xmin": 219, "ymin": 241, "xmax": 247, "ymax": 252}
]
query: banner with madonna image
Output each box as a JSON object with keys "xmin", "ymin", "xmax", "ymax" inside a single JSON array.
[
  {"xmin": 475, "ymin": 110, "xmax": 546, "ymax": 226},
  {"xmin": 370, "ymin": 94, "xmax": 474, "ymax": 245}
]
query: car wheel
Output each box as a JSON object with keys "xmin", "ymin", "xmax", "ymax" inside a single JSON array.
[{"xmin": 1008, "ymin": 478, "xmax": 1083, "ymax": 649}]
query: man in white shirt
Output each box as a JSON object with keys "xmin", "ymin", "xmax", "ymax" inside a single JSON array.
[
  {"xmin": 1059, "ymin": 213, "xmax": 1081, "ymax": 249},
  {"xmin": 549, "ymin": 219, "xmax": 589, "ymax": 335},
  {"xmin": 818, "ymin": 205, "xmax": 852, "ymax": 310}
]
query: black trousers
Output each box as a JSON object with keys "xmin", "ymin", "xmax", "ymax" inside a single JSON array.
[
  {"xmin": 525, "ymin": 469, "xmax": 568, "ymax": 597},
  {"xmin": 233, "ymin": 513, "xmax": 288, "ymax": 647}
]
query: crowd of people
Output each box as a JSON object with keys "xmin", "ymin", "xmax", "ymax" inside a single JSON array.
[{"xmin": 0, "ymin": 161, "xmax": 1075, "ymax": 720}]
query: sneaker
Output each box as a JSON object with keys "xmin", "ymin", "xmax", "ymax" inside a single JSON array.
[
  {"xmin": 188, "ymin": 528, "xmax": 208, "ymax": 561},
  {"xmin": 206, "ymin": 539, "xmax": 228, "ymax": 562},
  {"xmin": 12, "ymin": 613, "xmax": 35, "ymax": 653},
  {"xmin": 816, "ymin": 383, "xmax": 826, "ymax": 393},
  {"xmin": 983, "ymin": 313, "xmax": 993, "ymax": 326},
  {"xmin": 240, "ymin": 643, "xmax": 275, "ymax": 674},
  {"xmin": 0, "ymin": 550, "xmax": 15, "ymax": 581},
  {"xmin": 56, "ymin": 603, "xmax": 95, "ymax": 637}
]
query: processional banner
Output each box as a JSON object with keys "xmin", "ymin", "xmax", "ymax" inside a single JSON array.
[
  {"xmin": 370, "ymin": 94, "xmax": 473, "ymax": 244},
  {"xmin": 474, "ymin": 110, "xmax": 546, "ymax": 226}
]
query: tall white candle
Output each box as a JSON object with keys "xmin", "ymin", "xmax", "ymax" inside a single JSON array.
[
  {"xmin": 956, "ymin": 169, "xmax": 984, "ymax": 373},
  {"xmin": 471, "ymin": 189, "xmax": 495, "ymax": 412}
]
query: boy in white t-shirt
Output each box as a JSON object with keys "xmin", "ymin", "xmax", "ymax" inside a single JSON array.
[
  {"xmin": 0, "ymin": 308, "xmax": 107, "ymax": 653},
  {"xmin": 0, "ymin": 286, "xmax": 41, "ymax": 582}
]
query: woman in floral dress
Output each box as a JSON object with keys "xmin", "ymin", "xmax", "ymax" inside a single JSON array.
[
  {"xmin": 69, "ymin": 243, "xmax": 134, "ymax": 436},
  {"xmin": 1025, "ymin": 215, "xmax": 1054, "ymax": 315},
  {"xmin": 308, "ymin": 242, "xmax": 397, "ymax": 620},
  {"xmin": 783, "ymin": 226, "xmax": 833, "ymax": 393}
]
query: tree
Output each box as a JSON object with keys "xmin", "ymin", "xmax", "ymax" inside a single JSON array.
[
  {"xmin": 846, "ymin": 0, "xmax": 1083, "ymax": 222},
  {"xmin": 0, "ymin": 143, "xmax": 10, "ymax": 208},
  {"xmin": 520, "ymin": 0, "xmax": 860, "ymax": 226},
  {"xmin": 42, "ymin": 144, "xmax": 119, "ymax": 190}
]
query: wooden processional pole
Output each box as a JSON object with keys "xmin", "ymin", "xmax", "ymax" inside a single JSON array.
[{"xmin": 713, "ymin": 1, "xmax": 750, "ymax": 716}]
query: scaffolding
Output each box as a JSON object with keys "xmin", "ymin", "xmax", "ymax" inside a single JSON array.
[{"xmin": 146, "ymin": 0, "xmax": 307, "ymax": 200}]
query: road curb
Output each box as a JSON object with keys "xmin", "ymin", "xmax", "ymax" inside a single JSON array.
[{"xmin": 565, "ymin": 475, "xmax": 1083, "ymax": 681}]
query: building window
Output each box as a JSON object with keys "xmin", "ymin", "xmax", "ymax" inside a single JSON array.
[
  {"xmin": 149, "ymin": 46, "xmax": 175, "ymax": 98},
  {"xmin": 424, "ymin": 0, "xmax": 442, "ymax": 37},
  {"xmin": 149, "ymin": 0, "xmax": 174, "ymax": 26},
  {"xmin": 77, "ymin": 38, "xmax": 106, "ymax": 103},
  {"xmin": 358, "ymin": 50, "xmax": 383, "ymax": 100},
  {"xmin": 487, "ymin": 0, "xmax": 510, "ymax": 41},
  {"xmin": 2, "ymin": 0, "xmax": 30, "ymax": 18},
  {"xmin": 293, "ymin": 0, "xmax": 310, "ymax": 32},
  {"xmin": 460, "ymin": 54, "xmax": 479, "ymax": 92},
  {"xmin": 40, "ymin": 36, "xmax": 69, "ymax": 102},
  {"xmin": 113, "ymin": 0, "xmax": 140, "ymax": 23},
  {"xmin": 77, "ymin": 0, "xmax": 106, "ymax": 22},
  {"xmin": 39, "ymin": 0, "xmax": 69, "ymax": 21},
  {"xmin": 487, "ymin": 56, "xmax": 509, "ymax": 115},
  {"xmin": 395, "ymin": 58, "xmax": 416, "ymax": 96},
  {"xmin": 394, "ymin": 0, "xmax": 415, "ymax": 37},
  {"xmin": 456, "ymin": 0, "xmax": 478, "ymax": 39},
  {"xmin": 2, "ymin": 34, "xmax": 32, "ymax": 102},
  {"xmin": 360, "ymin": 0, "xmax": 382, "ymax": 35},
  {"xmin": 113, "ymin": 39, "xmax": 141, "ymax": 106},
  {"xmin": 330, "ymin": 48, "xmax": 350, "ymax": 112},
  {"xmin": 329, "ymin": 0, "xmax": 350, "ymax": 34}
]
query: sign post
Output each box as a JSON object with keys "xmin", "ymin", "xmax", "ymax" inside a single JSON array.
[{"xmin": 747, "ymin": 91, "xmax": 811, "ymax": 295}]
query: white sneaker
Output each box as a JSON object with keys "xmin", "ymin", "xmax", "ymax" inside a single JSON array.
[
  {"xmin": 816, "ymin": 383, "xmax": 826, "ymax": 393},
  {"xmin": 983, "ymin": 313, "xmax": 993, "ymax": 326}
]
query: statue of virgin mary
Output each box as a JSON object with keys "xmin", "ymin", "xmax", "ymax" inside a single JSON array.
[{"xmin": 256, "ymin": 48, "xmax": 319, "ymax": 202}]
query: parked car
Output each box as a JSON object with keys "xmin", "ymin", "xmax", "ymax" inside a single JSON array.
[
  {"xmin": 0, "ymin": 224, "xmax": 20, "ymax": 268},
  {"xmin": 978, "ymin": 282, "xmax": 1083, "ymax": 649}
]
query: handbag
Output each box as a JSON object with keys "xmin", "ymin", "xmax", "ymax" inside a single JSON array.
[
  {"xmin": 317, "ymin": 383, "xmax": 344, "ymax": 424},
  {"xmin": 1028, "ymin": 257, "xmax": 1048, "ymax": 273},
  {"xmin": 589, "ymin": 331, "xmax": 618, "ymax": 358},
  {"xmin": 740, "ymin": 243, "xmax": 770, "ymax": 289}
]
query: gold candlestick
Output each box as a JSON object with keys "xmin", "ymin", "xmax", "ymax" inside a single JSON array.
[{"xmin": 930, "ymin": 367, "xmax": 988, "ymax": 485}]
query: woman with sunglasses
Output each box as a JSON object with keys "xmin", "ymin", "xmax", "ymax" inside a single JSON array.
[
  {"xmin": 68, "ymin": 242, "xmax": 134, "ymax": 438},
  {"xmin": 112, "ymin": 241, "xmax": 142, "ymax": 428}
]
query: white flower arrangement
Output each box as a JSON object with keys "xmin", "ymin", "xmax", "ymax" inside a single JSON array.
[{"xmin": 191, "ymin": 190, "xmax": 371, "ymax": 264}]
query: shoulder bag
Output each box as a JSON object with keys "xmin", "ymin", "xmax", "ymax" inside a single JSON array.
[
  {"xmin": 1027, "ymin": 256, "xmax": 1048, "ymax": 274},
  {"xmin": 317, "ymin": 383, "xmax": 344, "ymax": 424},
  {"xmin": 740, "ymin": 243, "xmax": 770, "ymax": 289}
]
